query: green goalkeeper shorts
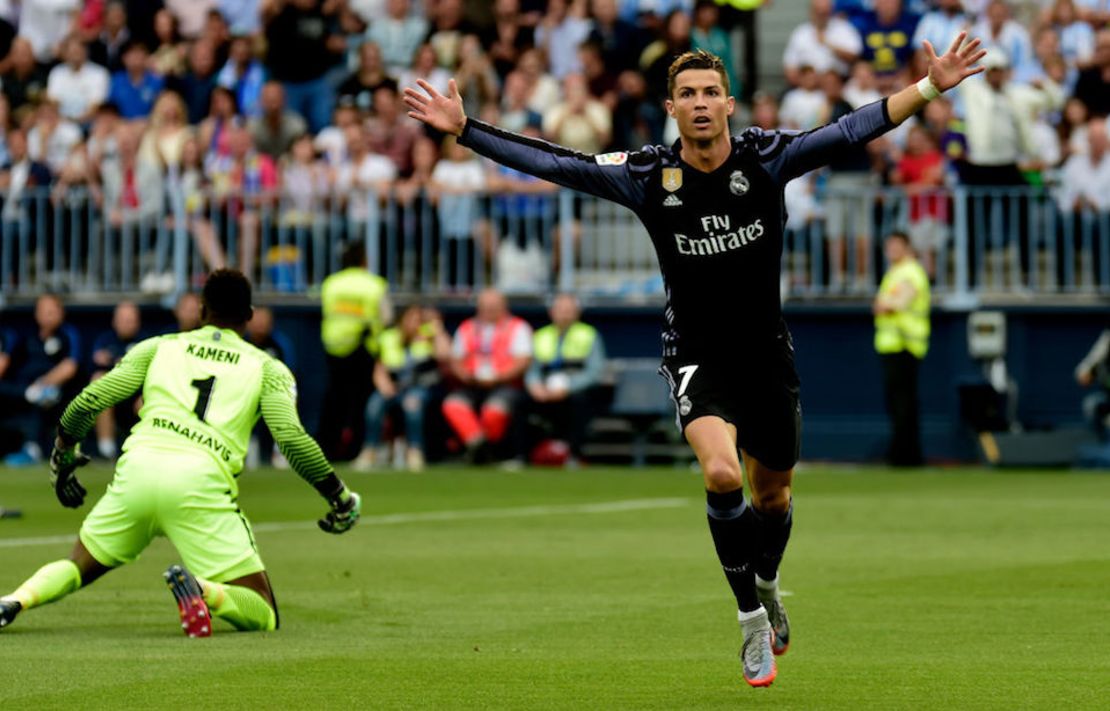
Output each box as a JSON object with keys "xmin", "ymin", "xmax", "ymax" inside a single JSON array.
[{"xmin": 79, "ymin": 449, "xmax": 265, "ymax": 582}]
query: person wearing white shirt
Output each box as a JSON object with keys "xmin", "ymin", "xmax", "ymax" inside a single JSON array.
[
  {"xmin": 333, "ymin": 125, "xmax": 398, "ymax": 224},
  {"xmin": 19, "ymin": 0, "xmax": 80, "ymax": 63},
  {"xmin": 783, "ymin": 0, "xmax": 863, "ymax": 85},
  {"xmin": 971, "ymin": 0, "xmax": 1036, "ymax": 83},
  {"xmin": 365, "ymin": 0, "xmax": 428, "ymax": 74},
  {"xmin": 779, "ymin": 67, "xmax": 828, "ymax": 131},
  {"xmin": 1057, "ymin": 120, "xmax": 1110, "ymax": 213},
  {"xmin": 26, "ymin": 101, "xmax": 82, "ymax": 174},
  {"xmin": 46, "ymin": 36, "xmax": 111, "ymax": 124},
  {"xmin": 533, "ymin": 0, "xmax": 592, "ymax": 80},
  {"xmin": 912, "ymin": 0, "xmax": 969, "ymax": 59}
]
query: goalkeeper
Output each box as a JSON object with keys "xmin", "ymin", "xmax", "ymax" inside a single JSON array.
[{"xmin": 0, "ymin": 270, "xmax": 362, "ymax": 636}]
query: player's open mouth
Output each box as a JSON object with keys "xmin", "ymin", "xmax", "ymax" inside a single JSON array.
[{"xmin": 693, "ymin": 116, "xmax": 711, "ymax": 127}]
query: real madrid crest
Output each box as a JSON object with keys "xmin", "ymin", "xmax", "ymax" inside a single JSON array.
[
  {"xmin": 662, "ymin": 167, "xmax": 683, "ymax": 193},
  {"xmin": 729, "ymin": 170, "xmax": 750, "ymax": 196}
]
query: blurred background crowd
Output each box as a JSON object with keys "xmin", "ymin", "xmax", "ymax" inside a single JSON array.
[{"xmin": 0, "ymin": 0, "xmax": 1105, "ymax": 296}]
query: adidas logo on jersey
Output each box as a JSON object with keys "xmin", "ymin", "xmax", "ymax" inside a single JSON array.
[{"xmin": 663, "ymin": 194, "xmax": 683, "ymax": 207}]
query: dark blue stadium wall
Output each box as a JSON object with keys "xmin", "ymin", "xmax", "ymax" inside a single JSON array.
[{"xmin": 4, "ymin": 301, "xmax": 1104, "ymax": 463}]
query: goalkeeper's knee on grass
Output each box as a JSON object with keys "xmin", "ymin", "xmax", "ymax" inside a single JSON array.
[{"xmin": 199, "ymin": 579, "xmax": 277, "ymax": 632}]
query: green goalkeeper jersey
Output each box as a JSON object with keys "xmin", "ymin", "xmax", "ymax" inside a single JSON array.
[{"xmin": 60, "ymin": 325, "xmax": 338, "ymax": 498}]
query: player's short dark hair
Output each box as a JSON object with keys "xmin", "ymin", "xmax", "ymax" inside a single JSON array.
[
  {"xmin": 667, "ymin": 49, "xmax": 730, "ymax": 99},
  {"xmin": 885, "ymin": 230, "xmax": 911, "ymax": 245},
  {"xmin": 341, "ymin": 242, "xmax": 367, "ymax": 269},
  {"xmin": 202, "ymin": 269, "xmax": 253, "ymax": 325}
]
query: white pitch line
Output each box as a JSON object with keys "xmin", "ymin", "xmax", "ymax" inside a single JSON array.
[{"xmin": 0, "ymin": 497, "xmax": 692, "ymax": 549}]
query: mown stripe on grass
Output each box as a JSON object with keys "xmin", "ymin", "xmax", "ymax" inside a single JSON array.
[{"xmin": 0, "ymin": 497, "xmax": 693, "ymax": 548}]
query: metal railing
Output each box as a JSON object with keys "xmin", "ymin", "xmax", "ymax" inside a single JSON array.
[{"xmin": 2, "ymin": 184, "xmax": 1108, "ymax": 302}]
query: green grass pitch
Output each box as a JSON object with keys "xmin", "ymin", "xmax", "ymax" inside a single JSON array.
[{"xmin": 2, "ymin": 463, "xmax": 1109, "ymax": 709}]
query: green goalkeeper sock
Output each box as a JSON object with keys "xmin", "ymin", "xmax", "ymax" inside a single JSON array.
[
  {"xmin": 4, "ymin": 560, "xmax": 82, "ymax": 609},
  {"xmin": 199, "ymin": 579, "xmax": 277, "ymax": 632}
]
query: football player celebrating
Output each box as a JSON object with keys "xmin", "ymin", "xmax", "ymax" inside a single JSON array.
[
  {"xmin": 0, "ymin": 270, "xmax": 362, "ymax": 636},
  {"xmin": 403, "ymin": 33, "xmax": 985, "ymax": 686}
]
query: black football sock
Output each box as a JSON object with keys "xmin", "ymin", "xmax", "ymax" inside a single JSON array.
[
  {"xmin": 753, "ymin": 499, "xmax": 793, "ymax": 583},
  {"xmin": 706, "ymin": 488, "xmax": 761, "ymax": 613}
]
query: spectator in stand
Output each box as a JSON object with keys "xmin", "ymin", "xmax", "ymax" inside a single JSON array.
[
  {"xmin": 27, "ymin": 100, "xmax": 82, "ymax": 175},
  {"xmin": 851, "ymin": 0, "xmax": 920, "ymax": 77},
  {"xmin": 197, "ymin": 85, "xmax": 237, "ymax": 162},
  {"xmin": 821, "ymin": 70, "xmax": 879, "ymax": 290},
  {"xmin": 203, "ymin": 7, "xmax": 233, "ymax": 65},
  {"xmin": 138, "ymin": 91, "xmax": 192, "ymax": 170},
  {"xmin": 543, "ymin": 73, "xmax": 611, "ymax": 153},
  {"xmin": 249, "ymin": 81, "xmax": 307, "ymax": 160},
  {"xmin": 1059, "ymin": 97, "xmax": 1092, "ymax": 158},
  {"xmin": 923, "ymin": 95, "xmax": 968, "ymax": 180},
  {"xmin": 1074, "ymin": 29, "xmax": 1110, "ymax": 117},
  {"xmin": 517, "ymin": 47, "xmax": 562, "ymax": 115},
  {"xmin": 783, "ymin": 0, "xmax": 863, "ymax": 86},
  {"xmin": 960, "ymin": 48, "xmax": 1064, "ymax": 187},
  {"xmin": 89, "ymin": 300, "xmax": 143, "ymax": 459},
  {"xmin": 430, "ymin": 135, "xmax": 487, "ymax": 289},
  {"xmin": 1057, "ymin": 119, "xmax": 1110, "ymax": 216},
  {"xmin": 535, "ymin": 0, "xmax": 591, "ymax": 80},
  {"xmin": 577, "ymin": 41, "xmax": 618, "ymax": 109},
  {"xmin": 245, "ymin": 305, "xmax": 294, "ymax": 467},
  {"xmin": 525, "ymin": 293, "xmax": 605, "ymax": 467},
  {"xmin": 335, "ymin": 123, "xmax": 396, "ymax": 232},
  {"xmin": 366, "ymin": 0, "xmax": 428, "ymax": 75},
  {"xmin": 365, "ymin": 83, "xmax": 418, "ymax": 176},
  {"xmin": 611, "ymin": 68, "xmax": 665, "ymax": 148},
  {"xmin": 338, "ymin": 42, "xmax": 395, "ymax": 113},
  {"xmin": 399, "ymin": 43, "xmax": 451, "ymax": 99},
  {"xmin": 912, "ymin": 0, "xmax": 968, "ymax": 66},
  {"xmin": 780, "ymin": 66, "xmax": 827, "ymax": 131},
  {"xmin": 217, "ymin": 34, "xmax": 267, "ymax": 119},
  {"xmin": 108, "ymin": 40, "xmax": 165, "ymax": 119},
  {"xmin": 89, "ymin": 0, "xmax": 131, "ymax": 73},
  {"xmin": 844, "ymin": 58, "xmax": 883, "ymax": 107},
  {"xmin": 165, "ymin": 0, "xmax": 217, "ymax": 40},
  {"xmin": 639, "ymin": 9, "xmax": 692, "ymax": 104},
  {"xmin": 691, "ymin": 1, "xmax": 739, "ymax": 99},
  {"xmin": 486, "ymin": 0, "xmax": 534, "ymax": 79},
  {"xmin": 149, "ymin": 8, "xmax": 188, "ymax": 77},
  {"xmin": 443, "ymin": 288, "xmax": 533, "ymax": 466},
  {"xmin": 169, "ymin": 38, "xmax": 218, "ymax": 124},
  {"xmin": 2, "ymin": 38, "xmax": 49, "ymax": 112},
  {"xmin": 588, "ymin": 0, "xmax": 643, "ymax": 73},
  {"xmin": 500, "ymin": 70, "xmax": 543, "ymax": 133},
  {"xmin": 173, "ymin": 290, "xmax": 202, "ymax": 331},
  {"xmin": 47, "ymin": 34, "xmax": 111, "ymax": 124},
  {"xmin": 102, "ymin": 123, "xmax": 167, "ymax": 291},
  {"xmin": 426, "ymin": 0, "xmax": 478, "ymax": 70},
  {"xmin": 454, "ymin": 34, "xmax": 500, "ymax": 119},
  {"xmin": 971, "ymin": 0, "xmax": 1035, "ymax": 83},
  {"xmin": 0, "ymin": 129, "xmax": 52, "ymax": 279},
  {"xmin": 0, "ymin": 293, "xmax": 81, "ymax": 466},
  {"xmin": 219, "ymin": 0, "xmax": 262, "ymax": 36},
  {"xmin": 86, "ymin": 102, "xmax": 123, "ymax": 178},
  {"xmin": 20, "ymin": 0, "xmax": 80, "ymax": 64},
  {"xmin": 315, "ymin": 101, "xmax": 359, "ymax": 166},
  {"xmin": 1047, "ymin": 0, "xmax": 1095, "ymax": 70},
  {"xmin": 355, "ymin": 304, "xmax": 452, "ymax": 472},
  {"xmin": 262, "ymin": 0, "xmax": 344, "ymax": 134},
  {"xmin": 206, "ymin": 124, "xmax": 278, "ymax": 279},
  {"xmin": 280, "ymin": 133, "xmax": 330, "ymax": 229},
  {"xmin": 174, "ymin": 134, "xmax": 225, "ymax": 272},
  {"xmin": 892, "ymin": 124, "xmax": 948, "ymax": 279}
]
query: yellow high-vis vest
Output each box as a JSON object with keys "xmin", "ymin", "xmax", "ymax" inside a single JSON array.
[
  {"xmin": 320, "ymin": 267, "xmax": 388, "ymax": 358},
  {"xmin": 874, "ymin": 258, "xmax": 931, "ymax": 359},
  {"xmin": 533, "ymin": 322, "xmax": 598, "ymax": 372}
]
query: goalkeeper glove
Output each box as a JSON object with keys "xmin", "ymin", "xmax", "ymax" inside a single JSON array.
[
  {"xmin": 318, "ymin": 489, "xmax": 361, "ymax": 534},
  {"xmin": 49, "ymin": 438, "xmax": 91, "ymax": 509}
]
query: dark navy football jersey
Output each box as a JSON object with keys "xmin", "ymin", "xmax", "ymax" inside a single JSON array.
[{"xmin": 459, "ymin": 99, "xmax": 895, "ymax": 363}]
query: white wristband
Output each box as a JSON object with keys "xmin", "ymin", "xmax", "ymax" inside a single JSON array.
[{"xmin": 916, "ymin": 76, "xmax": 941, "ymax": 101}]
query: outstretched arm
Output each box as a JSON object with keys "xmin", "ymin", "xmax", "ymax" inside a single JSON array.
[
  {"xmin": 760, "ymin": 32, "xmax": 986, "ymax": 183},
  {"xmin": 403, "ymin": 79, "xmax": 649, "ymax": 208}
]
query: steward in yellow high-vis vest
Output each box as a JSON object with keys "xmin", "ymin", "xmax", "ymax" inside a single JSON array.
[
  {"xmin": 873, "ymin": 231, "xmax": 930, "ymax": 466},
  {"xmin": 524, "ymin": 294, "xmax": 606, "ymax": 462},
  {"xmin": 317, "ymin": 243, "xmax": 393, "ymax": 459}
]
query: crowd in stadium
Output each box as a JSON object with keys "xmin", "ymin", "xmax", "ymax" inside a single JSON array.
[{"xmin": 0, "ymin": 0, "xmax": 1106, "ymax": 291}]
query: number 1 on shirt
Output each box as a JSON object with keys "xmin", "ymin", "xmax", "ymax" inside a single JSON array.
[{"xmin": 190, "ymin": 376, "xmax": 216, "ymax": 422}]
